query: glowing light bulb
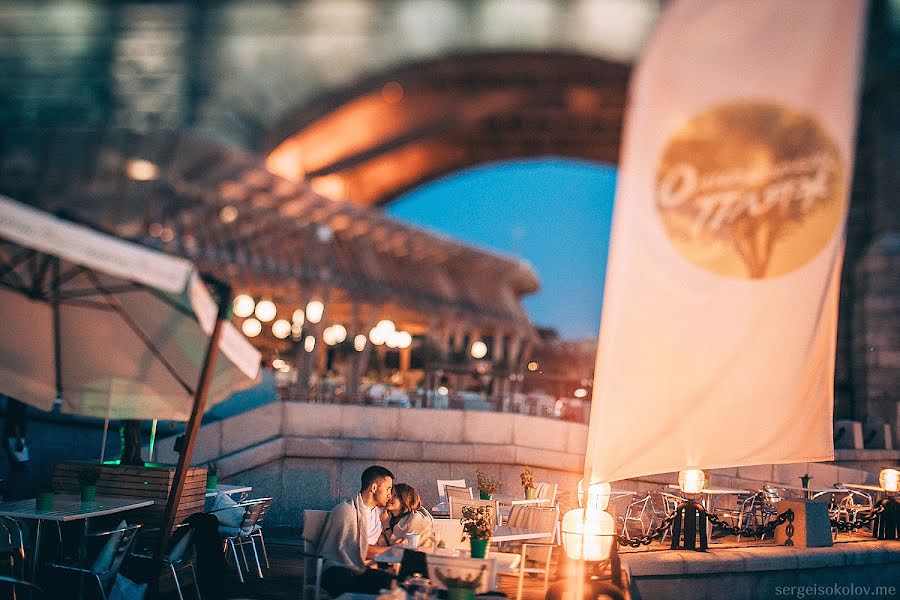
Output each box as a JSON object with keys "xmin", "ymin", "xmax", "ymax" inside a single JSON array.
[
  {"xmin": 272, "ymin": 319, "xmax": 291, "ymax": 339},
  {"xmin": 679, "ymin": 469, "xmax": 705, "ymax": 494},
  {"xmin": 354, "ymin": 334, "xmax": 367, "ymax": 351},
  {"xmin": 306, "ymin": 300, "xmax": 324, "ymax": 324},
  {"xmin": 233, "ymin": 295, "xmax": 255, "ymax": 318},
  {"xmin": 241, "ymin": 318, "xmax": 262, "ymax": 337},
  {"xmin": 255, "ymin": 300, "xmax": 277, "ymax": 322}
]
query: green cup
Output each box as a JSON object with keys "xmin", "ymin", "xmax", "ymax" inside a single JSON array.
[
  {"xmin": 36, "ymin": 491, "xmax": 54, "ymax": 512},
  {"xmin": 80, "ymin": 484, "xmax": 97, "ymax": 503}
]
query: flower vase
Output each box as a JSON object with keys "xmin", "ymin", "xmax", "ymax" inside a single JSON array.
[
  {"xmin": 447, "ymin": 588, "xmax": 475, "ymax": 600},
  {"xmin": 206, "ymin": 473, "xmax": 218, "ymax": 491},
  {"xmin": 36, "ymin": 492, "xmax": 54, "ymax": 512},
  {"xmin": 80, "ymin": 485, "xmax": 96, "ymax": 503},
  {"xmin": 469, "ymin": 537, "xmax": 489, "ymax": 558},
  {"xmin": 524, "ymin": 487, "xmax": 537, "ymax": 500},
  {"xmin": 479, "ymin": 491, "xmax": 492, "ymax": 500}
]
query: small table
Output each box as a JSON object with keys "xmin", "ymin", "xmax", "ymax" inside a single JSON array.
[
  {"xmin": 372, "ymin": 544, "xmax": 460, "ymax": 566},
  {"xmin": 205, "ymin": 484, "xmax": 252, "ymax": 499},
  {"xmin": 0, "ymin": 494, "xmax": 154, "ymax": 580},
  {"xmin": 842, "ymin": 483, "xmax": 884, "ymax": 492},
  {"xmin": 490, "ymin": 524, "xmax": 554, "ymax": 543}
]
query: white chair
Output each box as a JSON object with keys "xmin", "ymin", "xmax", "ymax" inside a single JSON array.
[
  {"xmin": 448, "ymin": 497, "xmax": 499, "ymax": 522},
  {"xmin": 433, "ymin": 518, "xmax": 469, "ymax": 553},
  {"xmin": 437, "ymin": 479, "xmax": 468, "ymax": 503},
  {"xmin": 444, "ymin": 485, "xmax": 474, "ymax": 504},
  {"xmin": 534, "ymin": 482, "xmax": 558, "ymax": 507},
  {"xmin": 301, "ymin": 509, "xmax": 329, "ymax": 600},
  {"xmin": 493, "ymin": 505, "xmax": 559, "ymax": 600},
  {"xmin": 130, "ymin": 523, "xmax": 200, "ymax": 600},
  {"xmin": 217, "ymin": 498, "xmax": 273, "ymax": 582},
  {"xmin": 426, "ymin": 554, "xmax": 498, "ymax": 594}
]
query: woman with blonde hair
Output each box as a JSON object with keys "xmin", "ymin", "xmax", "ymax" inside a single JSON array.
[{"xmin": 381, "ymin": 483, "xmax": 434, "ymax": 549}]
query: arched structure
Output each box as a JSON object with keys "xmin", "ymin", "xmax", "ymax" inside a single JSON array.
[{"xmin": 263, "ymin": 52, "xmax": 630, "ymax": 207}]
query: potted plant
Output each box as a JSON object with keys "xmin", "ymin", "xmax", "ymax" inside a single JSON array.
[
  {"xmin": 460, "ymin": 504, "xmax": 493, "ymax": 558},
  {"xmin": 78, "ymin": 465, "xmax": 101, "ymax": 502},
  {"xmin": 433, "ymin": 565, "xmax": 487, "ymax": 600},
  {"xmin": 36, "ymin": 479, "xmax": 56, "ymax": 512},
  {"xmin": 475, "ymin": 468, "xmax": 500, "ymax": 500},
  {"xmin": 206, "ymin": 461, "xmax": 219, "ymax": 491},
  {"xmin": 520, "ymin": 466, "xmax": 536, "ymax": 499}
]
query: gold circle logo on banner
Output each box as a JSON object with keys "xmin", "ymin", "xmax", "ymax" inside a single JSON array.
[{"xmin": 655, "ymin": 101, "xmax": 845, "ymax": 280}]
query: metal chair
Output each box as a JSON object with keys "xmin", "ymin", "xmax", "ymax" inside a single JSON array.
[
  {"xmin": 0, "ymin": 517, "xmax": 25, "ymax": 579},
  {"xmin": 0, "ymin": 574, "xmax": 42, "ymax": 600},
  {"xmin": 300, "ymin": 509, "xmax": 329, "ymax": 600},
  {"xmin": 621, "ymin": 493, "xmax": 652, "ymax": 540},
  {"xmin": 48, "ymin": 523, "xmax": 141, "ymax": 600},
  {"xmin": 218, "ymin": 498, "xmax": 273, "ymax": 583},
  {"xmin": 649, "ymin": 491, "xmax": 685, "ymax": 544},
  {"xmin": 835, "ymin": 489, "xmax": 874, "ymax": 529},
  {"xmin": 130, "ymin": 523, "xmax": 200, "ymax": 600}
]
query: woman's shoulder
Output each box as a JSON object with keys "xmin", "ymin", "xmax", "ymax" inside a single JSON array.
[{"xmin": 404, "ymin": 508, "xmax": 432, "ymax": 524}]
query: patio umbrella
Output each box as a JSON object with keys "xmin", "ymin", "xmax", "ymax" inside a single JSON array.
[
  {"xmin": 0, "ymin": 194, "xmax": 261, "ymax": 422},
  {"xmin": 0, "ymin": 193, "xmax": 262, "ymax": 582}
]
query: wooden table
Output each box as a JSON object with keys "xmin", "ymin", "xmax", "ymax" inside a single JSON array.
[{"xmin": 0, "ymin": 494, "xmax": 154, "ymax": 580}]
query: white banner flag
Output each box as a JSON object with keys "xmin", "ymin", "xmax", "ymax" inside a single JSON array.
[{"xmin": 584, "ymin": 0, "xmax": 868, "ymax": 483}]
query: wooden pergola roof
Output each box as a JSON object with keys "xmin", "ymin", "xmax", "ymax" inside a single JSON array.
[{"xmin": 0, "ymin": 127, "xmax": 538, "ymax": 347}]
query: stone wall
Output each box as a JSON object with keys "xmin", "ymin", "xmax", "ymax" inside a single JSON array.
[{"xmin": 152, "ymin": 402, "xmax": 880, "ymax": 531}]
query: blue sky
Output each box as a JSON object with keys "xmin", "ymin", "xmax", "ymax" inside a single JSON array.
[{"xmin": 386, "ymin": 158, "xmax": 617, "ymax": 340}]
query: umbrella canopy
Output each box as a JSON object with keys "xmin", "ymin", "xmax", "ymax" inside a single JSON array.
[{"xmin": 0, "ymin": 195, "xmax": 261, "ymax": 420}]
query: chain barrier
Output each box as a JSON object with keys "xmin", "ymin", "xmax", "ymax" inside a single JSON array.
[
  {"xmin": 616, "ymin": 510, "xmax": 678, "ymax": 547},
  {"xmin": 706, "ymin": 508, "xmax": 793, "ymax": 539},
  {"xmin": 615, "ymin": 507, "xmax": 798, "ymax": 546},
  {"xmin": 614, "ymin": 496, "xmax": 887, "ymax": 547},
  {"xmin": 829, "ymin": 502, "xmax": 885, "ymax": 532}
]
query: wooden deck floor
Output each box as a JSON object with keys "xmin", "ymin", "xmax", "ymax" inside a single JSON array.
[{"xmin": 163, "ymin": 541, "xmax": 555, "ymax": 600}]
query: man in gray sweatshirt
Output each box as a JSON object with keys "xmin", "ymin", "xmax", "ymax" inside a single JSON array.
[{"xmin": 318, "ymin": 465, "xmax": 397, "ymax": 595}]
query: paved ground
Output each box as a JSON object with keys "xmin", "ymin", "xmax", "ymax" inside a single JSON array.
[{"xmin": 159, "ymin": 539, "xmax": 557, "ymax": 600}]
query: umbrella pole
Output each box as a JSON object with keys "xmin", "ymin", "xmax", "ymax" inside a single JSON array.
[
  {"xmin": 148, "ymin": 419, "xmax": 158, "ymax": 462},
  {"xmin": 99, "ymin": 418, "xmax": 109, "ymax": 463},
  {"xmin": 151, "ymin": 277, "xmax": 231, "ymax": 593}
]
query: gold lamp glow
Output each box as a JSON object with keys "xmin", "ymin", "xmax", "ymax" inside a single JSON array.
[
  {"xmin": 880, "ymin": 468, "xmax": 900, "ymax": 493},
  {"xmin": 304, "ymin": 335, "xmax": 316, "ymax": 352},
  {"xmin": 471, "ymin": 340, "xmax": 488, "ymax": 359},
  {"xmin": 292, "ymin": 308, "xmax": 305, "ymax": 327},
  {"xmin": 576, "ymin": 480, "xmax": 612, "ymax": 512},
  {"xmin": 232, "ymin": 294, "xmax": 255, "ymax": 318},
  {"xmin": 561, "ymin": 506, "xmax": 615, "ymax": 561},
  {"xmin": 679, "ymin": 469, "xmax": 705, "ymax": 494}
]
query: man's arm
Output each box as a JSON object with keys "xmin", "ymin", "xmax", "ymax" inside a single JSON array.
[{"xmin": 366, "ymin": 544, "xmax": 391, "ymax": 559}]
